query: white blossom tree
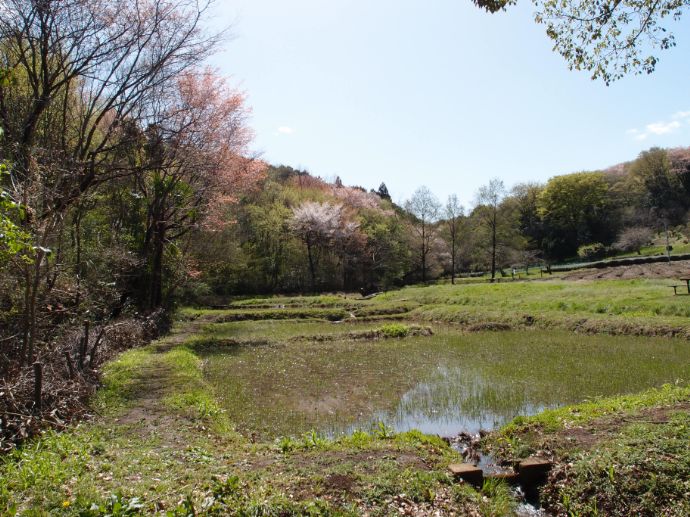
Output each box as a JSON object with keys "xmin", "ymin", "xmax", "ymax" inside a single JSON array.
[{"xmin": 291, "ymin": 201, "xmax": 360, "ymax": 291}]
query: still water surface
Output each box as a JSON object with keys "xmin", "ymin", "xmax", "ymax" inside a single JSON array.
[{"xmin": 202, "ymin": 329, "xmax": 690, "ymax": 438}]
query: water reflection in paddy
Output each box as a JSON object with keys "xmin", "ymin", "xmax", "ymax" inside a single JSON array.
[{"xmin": 201, "ymin": 328, "xmax": 690, "ymax": 439}]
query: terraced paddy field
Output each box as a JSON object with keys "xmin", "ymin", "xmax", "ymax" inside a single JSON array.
[
  {"xmin": 2, "ymin": 278, "xmax": 690, "ymax": 515},
  {"xmin": 199, "ymin": 324, "xmax": 690, "ymax": 439}
]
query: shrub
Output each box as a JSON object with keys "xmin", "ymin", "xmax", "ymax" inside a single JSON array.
[
  {"xmin": 577, "ymin": 243, "xmax": 607, "ymax": 261},
  {"xmin": 379, "ymin": 323, "xmax": 410, "ymax": 338},
  {"xmin": 614, "ymin": 226, "xmax": 654, "ymax": 255}
]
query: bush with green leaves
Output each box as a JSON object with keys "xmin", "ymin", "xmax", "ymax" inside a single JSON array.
[
  {"xmin": 0, "ymin": 163, "xmax": 32, "ymax": 265},
  {"xmin": 577, "ymin": 242, "xmax": 607, "ymax": 261},
  {"xmin": 379, "ymin": 323, "xmax": 410, "ymax": 338}
]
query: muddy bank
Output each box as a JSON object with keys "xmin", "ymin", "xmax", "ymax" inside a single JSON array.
[
  {"xmin": 563, "ymin": 259, "xmax": 690, "ymax": 280},
  {"xmin": 482, "ymin": 386, "xmax": 690, "ymax": 516}
]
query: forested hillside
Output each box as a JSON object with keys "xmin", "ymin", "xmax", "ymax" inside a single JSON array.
[
  {"xmin": 182, "ymin": 146, "xmax": 690, "ymax": 298},
  {"xmin": 184, "ymin": 167, "xmax": 414, "ymax": 296}
]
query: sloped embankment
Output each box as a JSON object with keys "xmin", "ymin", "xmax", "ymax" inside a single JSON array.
[{"xmin": 483, "ymin": 384, "xmax": 690, "ymax": 516}]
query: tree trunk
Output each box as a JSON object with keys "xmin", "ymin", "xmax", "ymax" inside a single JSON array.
[
  {"xmin": 490, "ymin": 210, "xmax": 497, "ymax": 281},
  {"xmin": 306, "ymin": 237, "xmax": 316, "ymax": 292},
  {"xmin": 421, "ymin": 222, "xmax": 427, "ymax": 283},
  {"xmin": 22, "ymin": 230, "xmax": 51, "ymax": 364},
  {"xmin": 450, "ymin": 222, "xmax": 456, "ymax": 285},
  {"xmin": 73, "ymin": 204, "xmax": 84, "ymax": 309},
  {"xmin": 149, "ymin": 223, "xmax": 165, "ymax": 309}
]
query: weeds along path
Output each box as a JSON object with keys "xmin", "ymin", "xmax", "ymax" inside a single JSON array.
[{"xmin": 109, "ymin": 320, "xmax": 210, "ymax": 429}]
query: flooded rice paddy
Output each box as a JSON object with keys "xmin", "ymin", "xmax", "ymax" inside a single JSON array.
[{"xmin": 199, "ymin": 322, "xmax": 690, "ymax": 439}]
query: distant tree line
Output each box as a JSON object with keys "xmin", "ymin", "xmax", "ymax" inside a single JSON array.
[{"xmin": 179, "ymin": 146, "xmax": 690, "ymax": 300}]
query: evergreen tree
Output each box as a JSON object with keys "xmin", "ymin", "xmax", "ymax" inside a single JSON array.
[{"xmin": 376, "ymin": 182, "xmax": 391, "ymax": 201}]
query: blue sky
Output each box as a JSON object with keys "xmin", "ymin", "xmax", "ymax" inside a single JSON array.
[{"xmin": 208, "ymin": 0, "xmax": 690, "ymax": 207}]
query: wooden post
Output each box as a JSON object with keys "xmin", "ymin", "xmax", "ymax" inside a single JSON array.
[
  {"xmin": 79, "ymin": 320, "xmax": 89, "ymax": 370},
  {"xmin": 33, "ymin": 362, "xmax": 42, "ymax": 412},
  {"xmin": 63, "ymin": 350, "xmax": 76, "ymax": 379},
  {"xmin": 82, "ymin": 319, "xmax": 90, "ymax": 355},
  {"xmin": 78, "ymin": 337, "xmax": 85, "ymax": 370},
  {"xmin": 89, "ymin": 327, "xmax": 107, "ymax": 368}
]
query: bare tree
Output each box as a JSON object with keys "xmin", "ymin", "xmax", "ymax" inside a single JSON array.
[
  {"xmin": 614, "ymin": 226, "xmax": 654, "ymax": 255},
  {"xmin": 0, "ymin": 0, "xmax": 223, "ymax": 364},
  {"xmin": 1, "ymin": 0, "xmax": 222, "ymax": 195},
  {"xmin": 445, "ymin": 194, "xmax": 464, "ymax": 285},
  {"xmin": 134, "ymin": 70, "xmax": 258, "ymax": 309},
  {"xmin": 475, "ymin": 178, "xmax": 506, "ymax": 281},
  {"xmin": 405, "ymin": 186, "xmax": 441, "ymax": 283}
]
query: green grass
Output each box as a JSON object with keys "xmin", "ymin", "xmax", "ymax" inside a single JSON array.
[
  {"xmin": 96, "ymin": 345, "xmax": 230, "ymax": 430},
  {"xmin": 183, "ymin": 278, "xmax": 690, "ymax": 338},
  {"xmin": 193, "ymin": 319, "xmax": 386, "ymax": 342},
  {"xmin": 498, "ymin": 383, "xmax": 690, "ymax": 437},
  {"xmin": 0, "ymin": 327, "xmax": 468, "ymax": 515},
  {"xmin": 546, "ymin": 412, "xmax": 690, "ymax": 516},
  {"xmin": 379, "ymin": 323, "xmax": 410, "ymax": 338},
  {"xmin": 373, "ymin": 278, "xmax": 690, "ymax": 336}
]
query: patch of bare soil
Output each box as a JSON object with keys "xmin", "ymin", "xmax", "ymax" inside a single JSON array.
[
  {"xmin": 323, "ymin": 473, "xmax": 356, "ymax": 492},
  {"xmin": 152, "ymin": 322, "xmax": 207, "ymax": 352},
  {"xmin": 466, "ymin": 322, "xmax": 513, "ymax": 332},
  {"xmin": 112, "ymin": 364, "xmax": 174, "ymax": 426},
  {"xmin": 291, "ymin": 325, "xmax": 434, "ymax": 343},
  {"xmin": 282, "ymin": 448, "xmax": 432, "ymax": 474},
  {"xmin": 563, "ymin": 260, "xmax": 690, "ymax": 281},
  {"xmin": 281, "ymin": 449, "xmax": 437, "ymax": 508},
  {"xmin": 547, "ymin": 401, "xmax": 690, "ymax": 453}
]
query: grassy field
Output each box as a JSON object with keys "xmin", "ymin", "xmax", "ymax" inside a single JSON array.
[
  {"xmin": 187, "ymin": 278, "xmax": 690, "ymax": 336},
  {"xmin": 383, "ymin": 278, "xmax": 690, "ymax": 336},
  {"xmin": 2, "ymin": 277, "xmax": 690, "ymax": 515}
]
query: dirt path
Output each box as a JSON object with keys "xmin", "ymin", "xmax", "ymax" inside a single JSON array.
[
  {"xmin": 563, "ymin": 259, "xmax": 690, "ymax": 280},
  {"xmin": 547, "ymin": 401, "xmax": 690, "ymax": 452},
  {"xmin": 108, "ymin": 320, "xmax": 206, "ymax": 439},
  {"xmin": 83, "ymin": 317, "xmax": 465, "ymax": 515}
]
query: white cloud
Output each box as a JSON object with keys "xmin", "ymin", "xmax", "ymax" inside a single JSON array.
[
  {"xmin": 277, "ymin": 126, "xmax": 295, "ymax": 135},
  {"xmin": 626, "ymin": 111, "xmax": 689, "ymax": 141},
  {"xmin": 646, "ymin": 120, "xmax": 681, "ymax": 135},
  {"xmin": 672, "ymin": 111, "xmax": 690, "ymax": 120}
]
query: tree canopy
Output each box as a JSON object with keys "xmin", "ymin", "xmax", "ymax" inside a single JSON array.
[
  {"xmin": 537, "ymin": 171, "xmax": 613, "ymax": 258},
  {"xmin": 472, "ymin": 0, "xmax": 688, "ymax": 83}
]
